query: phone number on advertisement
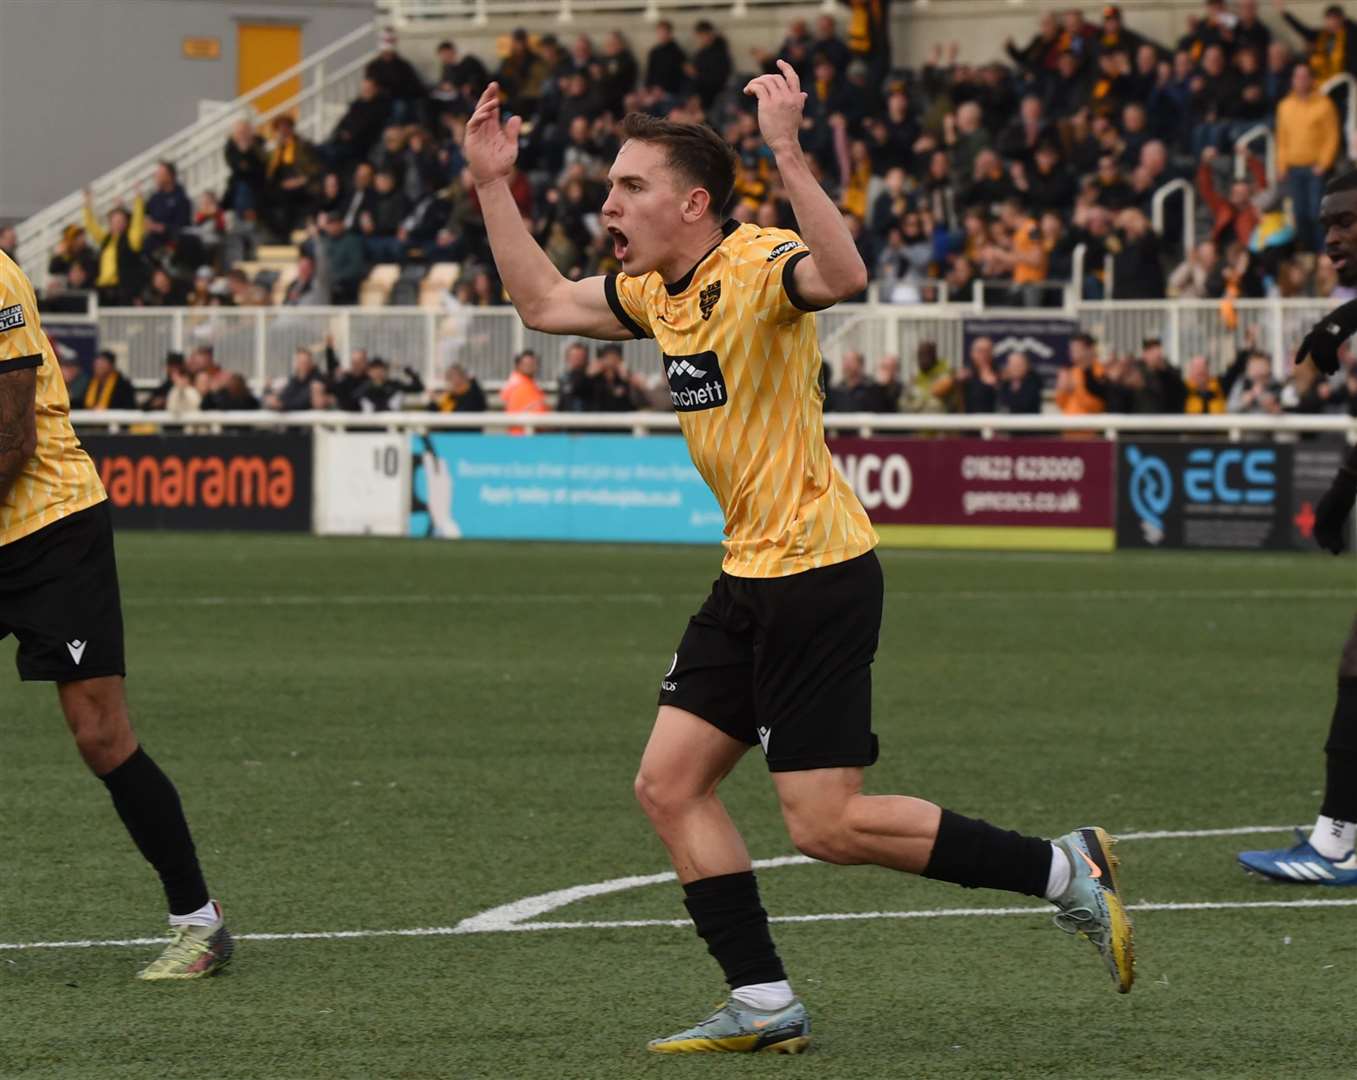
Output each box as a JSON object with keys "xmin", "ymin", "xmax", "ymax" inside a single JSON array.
[{"xmin": 960, "ymin": 455, "xmax": 1087, "ymax": 482}]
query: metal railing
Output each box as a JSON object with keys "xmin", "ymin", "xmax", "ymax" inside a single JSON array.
[
  {"xmin": 1323, "ymin": 73, "xmax": 1357, "ymax": 153},
  {"xmin": 13, "ymin": 24, "xmax": 377, "ymax": 284},
  {"xmin": 69, "ymin": 408, "xmax": 1357, "ymax": 444},
  {"xmin": 377, "ymin": 0, "xmax": 831, "ymax": 23},
  {"xmin": 85, "ymin": 297, "xmax": 1335, "ymax": 394},
  {"xmin": 1151, "ymin": 178, "xmax": 1195, "ymax": 258},
  {"xmin": 1233, "ymin": 124, "xmax": 1276, "ymax": 189}
]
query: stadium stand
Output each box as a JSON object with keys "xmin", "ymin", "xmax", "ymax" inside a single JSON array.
[{"xmin": 15, "ymin": 0, "xmax": 1357, "ymax": 419}]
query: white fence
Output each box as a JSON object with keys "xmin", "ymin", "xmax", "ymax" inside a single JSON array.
[
  {"xmin": 89, "ymin": 297, "xmax": 1334, "ymax": 392},
  {"xmin": 69, "ymin": 409, "xmax": 1357, "ymax": 443}
]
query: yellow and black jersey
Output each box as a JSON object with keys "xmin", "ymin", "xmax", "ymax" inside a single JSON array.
[
  {"xmin": 0, "ymin": 252, "xmax": 105, "ymax": 546},
  {"xmin": 604, "ymin": 221, "xmax": 877, "ymax": 579}
]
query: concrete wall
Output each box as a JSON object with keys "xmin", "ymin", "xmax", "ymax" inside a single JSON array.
[{"xmin": 0, "ymin": 0, "xmax": 372, "ymax": 221}]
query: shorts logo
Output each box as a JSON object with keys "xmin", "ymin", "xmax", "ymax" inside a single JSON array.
[
  {"xmin": 757, "ymin": 726, "xmax": 772, "ymax": 754},
  {"xmin": 766, "ymin": 240, "xmax": 800, "ymax": 261},
  {"xmin": 0, "ymin": 304, "xmax": 26, "ymax": 333},
  {"xmin": 698, "ymin": 281, "xmax": 721, "ymax": 321},
  {"xmin": 662, "ymin": 350, "xmax": 728, "ymax": 412},
  {"xmin": 66, "ymin": 639, "xmax": 87, "ymax": 665}
]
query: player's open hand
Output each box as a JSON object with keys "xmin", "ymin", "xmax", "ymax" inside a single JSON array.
[
  {"xmin": 744, "ymin": 60, "xmax": 806, "ymax": 152},
  {"xmin": 464, "ymin": 83, "xmax": 522, "ymax": 187}
]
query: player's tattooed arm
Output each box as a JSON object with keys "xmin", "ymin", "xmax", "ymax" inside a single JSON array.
[{"xmin": 0, "ymin": 367, "xmax": 38, "ymax": 507}]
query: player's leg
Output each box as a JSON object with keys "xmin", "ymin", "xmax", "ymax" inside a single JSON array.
[
  {"xmin": 634, "ymin": 705, "xmax": 753, "ymax": 883},
  {"xmin": 1238, "ymin": 612, "xmax": 1357, "ymax": 884},
  {"xmin": 641, "ymin": 590, "xmax": 809, "ymax": 1054},
  {"xmin": 756, "ymin": 551, "xmax": 1133, "ymax": 991},
  {"xmin": 6, "ymin": 503, "xmax": 232, "ymax": 978}
]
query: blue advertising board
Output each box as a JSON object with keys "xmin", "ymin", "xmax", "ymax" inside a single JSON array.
[{"xmin": 410, "ymin": 434, "xmax": 724, "ymax": 544}]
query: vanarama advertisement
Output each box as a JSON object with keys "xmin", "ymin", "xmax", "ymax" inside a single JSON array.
[
  {"xmin": 82, "ymin": 435, "xmax": 311, "ymax": 530},
  {"xmin": 829, "ymin": 438, "xmax": 1115, "ymax": 551}
]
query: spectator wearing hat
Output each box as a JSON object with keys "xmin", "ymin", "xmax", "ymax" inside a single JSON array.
[
  {"xmin": 354, "ymin": 359, "xmax": 424, "ymax": 413},
  {"xmin": 366, "ymin": 28, "xmax": 428, "ymax": 124},
  {"xmin": 1096, "ymin": 6, "xmax": 1159, "ymax": 63},
  {"xmin": 48, "ymin": 225, "xmax": 98, "ymax": 287},
  {"xmin": 1136, "ymin": 338, "xmax": 1187, "ymax": 414}
]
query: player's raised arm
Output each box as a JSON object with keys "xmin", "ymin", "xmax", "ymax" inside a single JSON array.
[
  {"xmin": 746, "ymin": 61, "xmax": 868, "ymax": 308},
  {"xmin": 464, "ymin": 83, "xmax": 634, "ymax": 340}
]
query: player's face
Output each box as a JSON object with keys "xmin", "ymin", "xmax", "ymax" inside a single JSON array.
[
  {"xmin": 602, "ymin": 140, "xmax": 702, "ymax": 276},
  {"xmin": 1322, "ymin": 190, "xmax": 1357, "ymax": 286}
]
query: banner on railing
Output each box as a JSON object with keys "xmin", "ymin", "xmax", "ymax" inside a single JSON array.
[
  {"xmin": 315, "ymin": 430, "xmax": 409, "ymax": 536},
  {"xmin": 830, "ymin": 438, "xmax": 1115, "ymax": 551},
  {"xmin": 962, "ymin": 318, "xmax": 1076, "ymax": 380},
  {"xmin": 410, "ymin": 434, "xmax": 724, "ymax": 544},
  {"xmin": 1114, "ymin": 439, "xmax": 1339, "ymax": 551},
  {"xmin": 45, "ymin": 319, "xmax": 99, "ymax": 374},
  {"xmin": 83, "ymin": 434, "xmax": 312, "ymax": 531}
]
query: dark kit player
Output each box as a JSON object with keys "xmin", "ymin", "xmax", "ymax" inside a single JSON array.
[
  {"xmin": 1239, "ymin": 169, "xmax": 1357, "ymax": 885},
  {"xmin": 0, "ymin": 250, "xmax": 232, "ymax": 977},
  {"xmin": 464, "ymin": 64, "xmax": 1134, "ymax": 1055}
]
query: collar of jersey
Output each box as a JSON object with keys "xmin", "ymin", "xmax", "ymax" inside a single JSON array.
[{"xmin": 663, "ymin": 219, "xmax": 741, "ymax": 296}]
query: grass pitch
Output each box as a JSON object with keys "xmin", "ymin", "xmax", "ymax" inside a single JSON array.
[{"xmin": 1, "ymin": 534, "xmax": 1353, "ymax": 1079}]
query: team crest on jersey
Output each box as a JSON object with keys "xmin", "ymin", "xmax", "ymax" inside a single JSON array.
[
  {"xmin": 662, "ymin": 350, "xmax": 728, "ymax": 412},
  {"xmin": 699, "ymin": 281, "xmax": 721, "ymax": 321},
  {"xmin": 0, "ymin": 304, "xmax": 25, "ymax": 333}
]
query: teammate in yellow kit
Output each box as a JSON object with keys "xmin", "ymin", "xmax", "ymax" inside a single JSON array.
[
  {"xmin": 0, "ymin": 251, "xmax": 231, "ymax": 979},
  {"xmin": 464, "ymin": 64, "xmax": 1133, "ymax": 1054}
]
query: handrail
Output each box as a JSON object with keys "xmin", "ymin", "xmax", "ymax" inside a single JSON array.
[
  {"xmin": 1232, "ymin": 124, "xmax": 1275, "ymax": 188},
  {"xmin": 1322, "ymin": 73, "xmax": 1357, "ymax": 150},
  {"xmin": 1151, "ymin": 178, "xmax": 1195, "ymax": 256},
  {"xmin": 68, "ymin": 408, "xmax": 1357, "ymax": 442},
  {"xmin": 14, "ymin": 22, "xmax": 377, "ymax": 282}
]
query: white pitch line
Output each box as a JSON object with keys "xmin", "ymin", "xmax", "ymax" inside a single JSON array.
[
  {"xmin": 0, "ymin": 825, "xmax": 1314, "ymax": 953},
  {"xmin": 5, "ymin": 897, "xmax": 1354, "ymax": 953},
  {"xmin": 122, "ymin": 588, "xmax": 1353, "ymax": 608}
]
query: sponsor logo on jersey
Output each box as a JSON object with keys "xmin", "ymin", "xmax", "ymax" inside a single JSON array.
[
  {"xmin": 699, "ymin": 280, "xmax": 721, "ymax": 321},
  {"xmin": 0, "ymin": 304, "xmax": 26, "ymax": 333},
  {"xmin": 766, "ymin": 240, "xmax": 801, "ymax": 261},
  {"xmin": 661, "ymin": 350, "xmax": 728, "ymax": 412}
]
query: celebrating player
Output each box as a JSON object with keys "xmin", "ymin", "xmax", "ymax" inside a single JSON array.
[
  {"xmin": 1238, "ymin": 171, "xmax": 1357, "ymax": 885},
  {"xmin": 0, "ymin": 250, "xmax": 233, "ymax": 978},
  {"xmin": 464, "ymin": 64, "xmax": 1134, "ymax": 1054}
]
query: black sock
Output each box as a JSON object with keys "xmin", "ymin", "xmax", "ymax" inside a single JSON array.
[
  {"xmin": 922, "ymin": 808, "xmax": 1052, "ymax": 898},
  {"xmin": 99, "ymin": 746, "xmax": 210, "ymax": 917},
  {"xmin": 682, "ymin": 871, "xmax": 786, "ymax": 991},
  {"xmin": 1321, "ymin": 678, "xmax": 1357, "ymax": 822}
]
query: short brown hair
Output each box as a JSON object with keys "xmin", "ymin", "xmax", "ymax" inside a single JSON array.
[{"xmin": 619, "ymin": 113, "xmax": 738, "ymax": 219}]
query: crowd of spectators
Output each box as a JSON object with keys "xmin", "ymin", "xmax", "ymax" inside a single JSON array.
[{"xmin": 37, "ymin": 0, "xmax": 1357, "ymax": 317}]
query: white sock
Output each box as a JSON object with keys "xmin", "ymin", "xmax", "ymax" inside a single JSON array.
[
  {"xmin": 169, "ymin": 899, "xmax": 219, "ymax": 929},
  {"xmin": 1044, "ymin": 843, "xmax": 1072, "ymax": 901},
  {"xmin": 730, "ymin": 979, "xmax": 794, "ymax": 1011},
  {"xmin": 1309, "ymin": 816, "xmax": 1356, "ymax": 860}
]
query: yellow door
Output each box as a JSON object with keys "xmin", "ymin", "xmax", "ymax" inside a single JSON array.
[{"xmin": 237, "ymin": 24, "xmax": 302, "ymax": 116}]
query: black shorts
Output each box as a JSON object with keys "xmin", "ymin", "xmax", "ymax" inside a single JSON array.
[
  {"xmin": 0, "ymin": 501, "xmax": 126, "ymax": 682},
  {"xmin": 658, "ymin": 550, "xmax": 883, "ymax": 772}
]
